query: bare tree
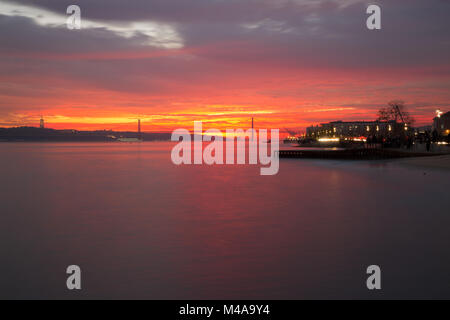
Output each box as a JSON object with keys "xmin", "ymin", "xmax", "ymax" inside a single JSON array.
[{"xmin": 377, "ymin": 100, "xmax": 415, "ymax": 126}]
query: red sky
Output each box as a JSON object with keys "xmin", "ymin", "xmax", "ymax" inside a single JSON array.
[{"xmin": 1, "ymin": 0, "xmax": 449, "ymax": 133}]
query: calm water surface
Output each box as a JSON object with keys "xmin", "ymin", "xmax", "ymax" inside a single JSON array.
[{"xmin": 1, "ymin": 142, "xmax": 449, "ymax": 299}]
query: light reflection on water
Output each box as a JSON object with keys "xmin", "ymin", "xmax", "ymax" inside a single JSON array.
[{"xmin": 1, "ymin": 142, "xmax": 449, "ymax": 299}]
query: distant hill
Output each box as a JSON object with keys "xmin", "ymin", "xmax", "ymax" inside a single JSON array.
[{"xmin": 0, "ymin": 127, "xmax": 171, "ymax": 142}]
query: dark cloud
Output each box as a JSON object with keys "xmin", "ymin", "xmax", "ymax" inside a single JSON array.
[{"xmin": 2, "ymin": 0, "xmax": 449, "ymax": 69}]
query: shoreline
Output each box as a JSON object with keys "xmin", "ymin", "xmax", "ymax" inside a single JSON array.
[{"xmin": 394, "ymin": 154, "xmax": 450, "ymax": 170}]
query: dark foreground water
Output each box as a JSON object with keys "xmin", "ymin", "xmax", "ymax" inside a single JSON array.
[{"xmin": 1, "ymin": 142, "xmax": 449, "ymax": 299}]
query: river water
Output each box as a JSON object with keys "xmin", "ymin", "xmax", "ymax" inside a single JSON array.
[{"xmin": 1, "ymin": 142, "xmax": 449, "ymax": 299}]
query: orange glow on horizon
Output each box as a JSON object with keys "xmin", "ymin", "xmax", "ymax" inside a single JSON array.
[
  {"xmin": 0, "ymin": 68, "xmax": 446, "ymax": 132},
  {"xmin": 0, "ymin": 106, "xmax": 440, "ymax": 134}
]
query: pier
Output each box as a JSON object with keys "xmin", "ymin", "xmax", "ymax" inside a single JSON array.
[{"xmin": 278, "ymin": 148, "xmax": 447, "ymax": 160}]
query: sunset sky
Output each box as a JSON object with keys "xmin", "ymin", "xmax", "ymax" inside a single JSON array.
[{"xmin": 1, "ymin": 0, "xmax": 449, "ymax": 132}]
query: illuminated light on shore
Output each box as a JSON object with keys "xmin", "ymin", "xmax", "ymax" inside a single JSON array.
[
  {"xmin": 436, "ymin": 142, "xmax": 449, "ymax": 145},
  {"xmin": 318, "ymin": 138, "xmax": 340, "ymax": 142}
]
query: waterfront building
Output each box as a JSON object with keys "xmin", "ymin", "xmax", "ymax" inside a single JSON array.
[
  {"xmin": 306, "ymin": 120, "xmax": 406, "ymax": 139},
  {"xmin": 432, "ymin": 111, "xmax": 450, "ymax": 136}
]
